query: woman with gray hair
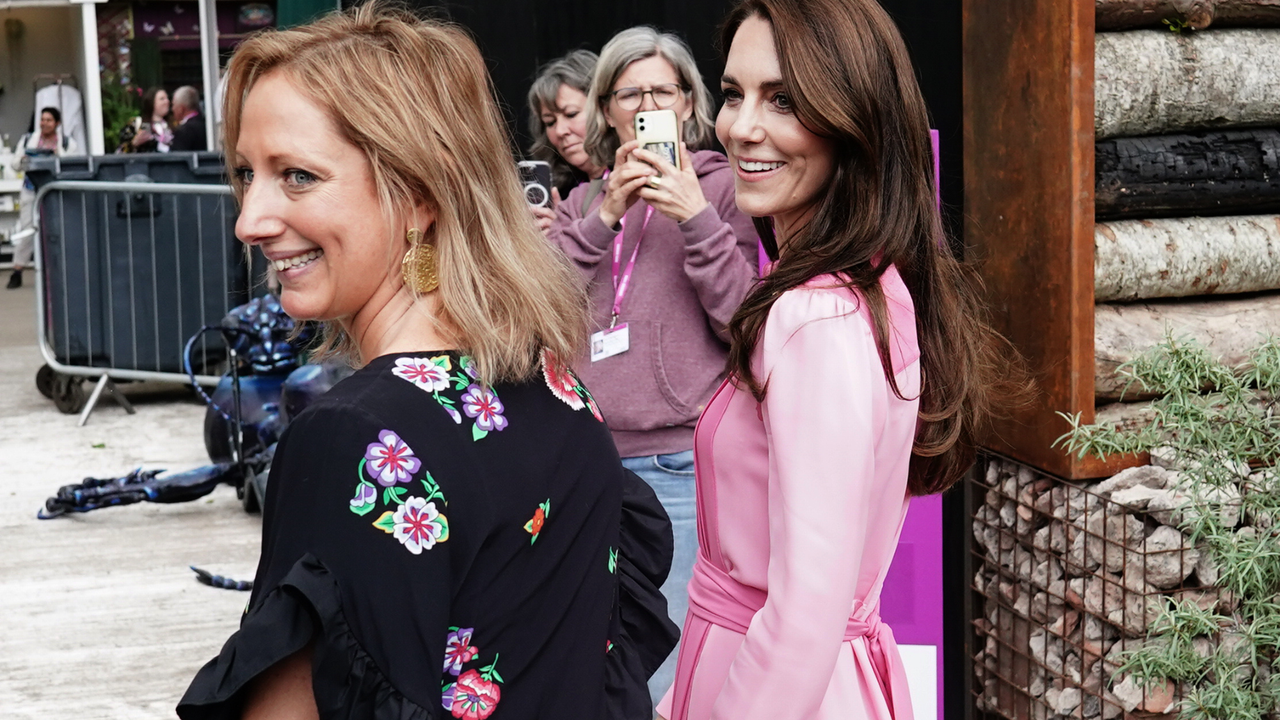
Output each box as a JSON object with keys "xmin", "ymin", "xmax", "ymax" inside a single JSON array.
[{"xmin": 547, "ymin": 25, "xmax": 759, "ymax": 707}]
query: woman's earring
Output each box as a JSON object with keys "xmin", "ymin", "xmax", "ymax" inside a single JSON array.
[{"xmin": 401, "ymin": 228, "xmax": 439, "ymax": 294}]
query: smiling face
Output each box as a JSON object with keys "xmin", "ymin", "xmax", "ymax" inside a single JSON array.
[
  {"xmin": 541, "ymin": 84, "xmax": 593, "ymax": 173},
  {"xmin": 717, "ymin": 15, "xmax": 835, "ymax": 242},
  {"xmin": 154, "ymin": 90, "xmax": 171, "ymax": 120},
  {"xmin": 39, "ymin": 112, "xmax": 57, "ymax": 138},
  {"xmin": 604, "ymin": 54, "xmax": 692, "ymax": 145},
  {"xmin": 233, "ymin": 71, "xmax": 411, "ymax": 323}
]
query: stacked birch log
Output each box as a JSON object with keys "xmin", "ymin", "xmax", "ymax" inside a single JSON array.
[{"xmin": 1092, "ymin": 0, "xmax": 1280, "ymax": 423}]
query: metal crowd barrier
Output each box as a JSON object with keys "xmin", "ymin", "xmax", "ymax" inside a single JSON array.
[{"xmin": 33, "ymin": 180, "xmax": 251, "ymax": 425}]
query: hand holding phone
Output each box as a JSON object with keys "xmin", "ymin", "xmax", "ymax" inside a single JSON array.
[{"xmin": 633, "ymin": 110, "xmax": 681, "ymax": 171}]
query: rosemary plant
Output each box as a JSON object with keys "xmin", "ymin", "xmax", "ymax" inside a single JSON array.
[{"xmin": 1055, "ymin": 334, "xmax": 1280, "ymax": 720}]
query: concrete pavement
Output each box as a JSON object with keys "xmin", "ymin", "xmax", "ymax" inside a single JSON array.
[{"xmin": 0, "ymin": 281, "xmax": 261, "ymax": 719}]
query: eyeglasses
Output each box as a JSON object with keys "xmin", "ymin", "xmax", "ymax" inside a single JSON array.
[{"xmin": 607, "ymin": 84, "xmax": 687, "ymax": 111}]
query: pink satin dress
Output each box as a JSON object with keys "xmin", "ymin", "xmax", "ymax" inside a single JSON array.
[{"xmin": 656, "ymin": 269, "xmax": 920, "ymax": 720}]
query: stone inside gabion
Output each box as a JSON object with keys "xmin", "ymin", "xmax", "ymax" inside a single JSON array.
[{"xmin": 971, "ymin": 457, "xmax": 1232, "ymax": 719}]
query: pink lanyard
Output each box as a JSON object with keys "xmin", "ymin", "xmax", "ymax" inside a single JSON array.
[{"xmin": 611, "ymin": 205, "xmax": 653, "ymax": 327}]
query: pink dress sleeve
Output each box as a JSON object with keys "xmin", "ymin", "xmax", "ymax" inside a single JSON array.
[{"xmin": 709, "ymin": 288, "xmax": 891, "ymax": 720}]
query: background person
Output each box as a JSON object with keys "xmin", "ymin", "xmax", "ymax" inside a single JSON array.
[
  {"xmin": 177, "ymin": 6, "xmax": 672, "ymax": 719},
  {"xmin": 119, "ymin": 87, "xmax": 174, "ymax": 153},
  {"xmin": 547, "ymin": 25, "xmax": 759, "ymax": 705},
  {"xmin": 527, "ymin": 49, "xmax": 604, "ymax": 235},
  {"xmin": 8, "ymin": 107, "xmax": 78, "ymax": 289},
  {"xmin": 169, "ymin": 85, "xmax": 207, "ymax": 151},
  {"xmin": 658, "ymin": 1, "xmax": 1028, "ymax": 718}
]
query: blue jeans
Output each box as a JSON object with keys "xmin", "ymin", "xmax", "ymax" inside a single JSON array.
[{"xmin": 621, "ymin": 450, "xmax": 698, "ymax": 707}]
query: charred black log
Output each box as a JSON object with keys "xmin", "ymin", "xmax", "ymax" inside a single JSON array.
[{"xmin": 1095, "ymin": 129, "xmax": 1280, "ymax": 220}]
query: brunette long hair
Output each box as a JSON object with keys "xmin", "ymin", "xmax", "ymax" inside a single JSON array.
[{"xmin": 721, "ymin": 0, "xmax": 1028, "ymax": 496}]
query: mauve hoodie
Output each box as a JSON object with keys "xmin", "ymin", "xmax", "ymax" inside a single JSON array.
[{"xmin": 549, "ymin": 150, "xmax": 759, "ymax": 458}]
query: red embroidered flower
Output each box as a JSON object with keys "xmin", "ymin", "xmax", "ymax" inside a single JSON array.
[
  {"xmin": 586, "ymin": 395, "xmax": 604, "ymax": 422},
  {"xmin": 523, "ymin": 499, "xmax": 551, "ymax": 545},
  {"xmin": 541, "ymin": 349, "xmax": 584, "ymax": 410},
  {"xmin": 451, "ymin": 669, "xmax": 501, "ymax": 720}
]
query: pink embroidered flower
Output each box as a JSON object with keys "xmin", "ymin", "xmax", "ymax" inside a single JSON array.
[
  {"xmin": 461, "ymin": 385, "xmax": 508, "ymax": 433},
  {"xmin": 586, "ymin": 395, "xmax": 603, "ymax": 422},
  {"xmin": 392, "ymin": 356, "xmax": 451, "ymax": 393},
  {"xmin": 541, "ymin": 349, "xmax": 584, "ymax": 410},
  {"xmin": 392, "ymin": 496, "xmax": 450, "ymax": 554},
  {"xmin": 451, "ymin": 669, "xmax": 501, "ymax": 720},
  {"xmin": 444, "ymin": 627, "xmax": 479, "ymax": 676},
  {"xmin": 364, "ymin": 429, "xmax": 421, "ymax": 486}
]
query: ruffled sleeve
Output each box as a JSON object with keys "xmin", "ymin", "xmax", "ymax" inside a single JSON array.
[
  {"xmin": 177, "ymin": 554, "xmax": 432, "ymax": 720},
  {"xmin": 606, "ymin": 469, "xmax": 681, "ymax": 720},
  {"xmin": 179, "ymin": 403, "xmax": 477, "ymax": 718}
]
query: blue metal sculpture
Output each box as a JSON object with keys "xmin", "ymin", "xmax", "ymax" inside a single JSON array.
[{"xmin": 37, "ymin": 295, "xmax": 346, "ymax": 520}]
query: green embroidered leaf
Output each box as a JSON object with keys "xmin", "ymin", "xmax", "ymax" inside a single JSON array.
[
  {"xmin": 431, "ymin": 355, "xmax": 452, "ymax": 370},
  {"xmin": 608, "ymin": 547, "xmax": 618, "ymax": 574},
  {"xmin": 480, "ymin": 654, "xmax": 503, "ymax": 684},
  {"xmin": 452, "ymin": 376, "xmax": 469, "ymax": 391},
  {"xmin": 434, "ymin": 393, "xmax": 456, "ymax": 406},
  {"xmin": 434, "ymin": 512, "xmax": 450, "ymax": 543},
  {"xmin": 472, "ymin": 425, "xmax": 488, "ymax": 442},
  {"xmin": 372, "ymin": 511, "xmax": 396, "ymax": 534},
  {"xmin": 420, "ymin": 472, "xmax": 446, "ymax": 504},
  {"xmin": 383, "ymin": 486, "xmax": 408, "ymax": 506}
]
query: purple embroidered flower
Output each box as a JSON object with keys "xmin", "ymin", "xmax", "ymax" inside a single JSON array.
[
  {"xmin": 442, "ymin": 403, "xmax": 462, "ymax": 425},
  {"xmin": 459, "ymin": 355, "xmax": 479, "ymax": 379},
  {"xmin": 461, "ymin": 385, "xmax": 508, "ymax": 433},
  {"xmin": 349, "ymin": 482, "xmax": 376, "ymax": 511},
  {"xmin": 444, "ymin": 627, "xmax": 479, "ymax": 676},
  {"xmin": 364, "ymin": 429, "xmax": 421, "ymax": 487},
  {"xmin": 392, "ymin": 356, "xmax": 451, "ymax": 393},
  {"xmin": 442, "ymin": 683, "xmax": 456, "ymax": 712},
  {"xmin": 392, "ymin": 496, "xmax": 450, "ymax": 554}
]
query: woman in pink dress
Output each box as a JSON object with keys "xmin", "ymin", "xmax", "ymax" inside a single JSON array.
[{"xmin": 656, "ymin": 1, "xmax": 1024, "ymax": 718}]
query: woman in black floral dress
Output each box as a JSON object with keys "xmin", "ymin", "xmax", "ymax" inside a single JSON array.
[{"xmin": 178, "ymin": 5, "xmax": 675, "ymax": 720}]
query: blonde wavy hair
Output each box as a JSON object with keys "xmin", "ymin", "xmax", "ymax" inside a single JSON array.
[
  {"xmin": 223, "ymin": 2, "xmax": 588, "ymax": 383},
  {"xmin": 584, "ymin": 26, "xmax": 716, "ymax": 170}
]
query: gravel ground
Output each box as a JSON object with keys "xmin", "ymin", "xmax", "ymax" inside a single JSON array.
[{"xmin": 0, "ymin": 283, "xmax": 261, "ymax": 719}]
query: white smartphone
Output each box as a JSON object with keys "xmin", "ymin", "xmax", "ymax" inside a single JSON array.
[{"xmin": 633, "ymin": 109, "xmax": 681, "ymax": 171}]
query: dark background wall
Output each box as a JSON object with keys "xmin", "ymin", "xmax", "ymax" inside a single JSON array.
[
  {"xmin": 400, "ymin": 0, "xmax": 965, "ymax": 715},
  {"xmin": 398, "ymin": 0, "xmax": 961, "ymax": 241}
]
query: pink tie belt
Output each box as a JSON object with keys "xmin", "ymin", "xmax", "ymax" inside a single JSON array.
[{"xmin": 676, "ymin": 552, "xmax": 913, "ymax": 719}]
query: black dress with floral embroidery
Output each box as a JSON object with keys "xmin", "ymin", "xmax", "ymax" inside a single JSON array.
[{"xmin": 178, "ymin": 350, "xmax": 676, "ymax": 720}]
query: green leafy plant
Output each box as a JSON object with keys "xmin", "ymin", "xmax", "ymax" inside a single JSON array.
[
  {"xmin": 1163, "ymin": 17, "xmax": 1193, "ymax": 33},
  {"xmin": 1055, "ymin": 333, "xmax": 1280, "ymax": 720},
  {"xmin": 99, "ymin": 72, "xmax": 140, "ymax": 152}
]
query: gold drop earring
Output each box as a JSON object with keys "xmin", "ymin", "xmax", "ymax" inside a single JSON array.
[{"xmin": 401, "ymin": 228, "xmax": 439, "ymax": 294}]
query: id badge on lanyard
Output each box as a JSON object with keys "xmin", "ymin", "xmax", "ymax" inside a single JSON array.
[{"xmin": 591, "ymin": 204, "xmax": 653, "ymax": 362}]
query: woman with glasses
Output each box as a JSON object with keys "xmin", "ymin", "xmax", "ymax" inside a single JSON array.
[{"xmin": 546, "ymin": 25, "xmax": 759, "ymax": 710}]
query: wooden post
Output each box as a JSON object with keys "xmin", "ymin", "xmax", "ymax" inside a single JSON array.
[{"xmin": 965, "ymin": 0, "xmax": 1126, "ymax": 478}]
